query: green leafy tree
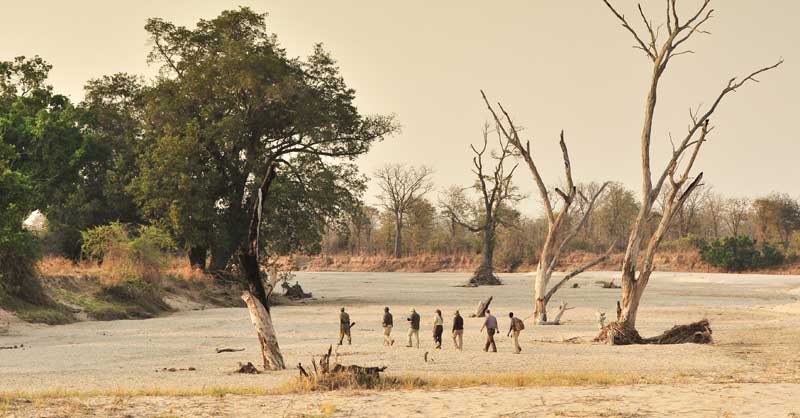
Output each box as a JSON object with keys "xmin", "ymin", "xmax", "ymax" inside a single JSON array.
[{"xmin": 135, "ymin": 8, "xmax": 396, "ymax": 369}]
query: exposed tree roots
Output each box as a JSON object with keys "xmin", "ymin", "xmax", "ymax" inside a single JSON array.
[
  {"xmin": 595, "ymin": 319, "xmax": 713, "ymax": 345},
  {"xmin": 235, "ymin": 362, "xmax": 260, "ymax": 374},
  {"xmin": 468, "ymin": 266, "xmax": 502, "ymax": 286},
  {"xmin": 282, "ymin": 281, "xmax": 312, "ymax": 300}
]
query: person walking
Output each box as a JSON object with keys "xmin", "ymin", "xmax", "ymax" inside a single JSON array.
[
  {"xmin": 406, "ymin": 308, "xmax": 420, "ymax": 348},
  {"xmin": 382, "ymin": 307, "xmax": 395, "ymax": 346},
  {"xmin": 452, "ymin": 310, "xmax": 464, "ymax": 350},
  {"xmin": 338, "ymin": 307, "xmax": 352, "ymax": 345},
  {"xmin": 507, "ymin": 312, "xmax": 525, "ymax": 354},
  {"xmin": 432, "ymin": 309, "xmax": 444, "ymax": 349},
  {"xmin": 479, "ymin": 309, "xmax": 498, "ymax": 352}
]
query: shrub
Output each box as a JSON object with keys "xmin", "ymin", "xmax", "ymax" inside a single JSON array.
[
  {"xmin": 699, "ymin": 235, "xmax": 785, "ymax": 272},
  {"xmin": 81, "ymin": 223, "xmax": 176, "ymax": 283}
]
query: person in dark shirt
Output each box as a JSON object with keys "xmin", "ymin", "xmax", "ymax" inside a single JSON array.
[
  {"xmin": 406, "ymin": 308, "xmax": 420, "ymax": 348},
  {"xmin": 382, "ymin": 306, "xmax": 395, "ymax": 346},
  {"xmin": 507, "ymin": 312, "xmax": 524, "ymax": 354},
  {"xmin": 452, "ymin": 310, "xmax": 464, "ymax": 350},
  {"xmin": 479, "ymin": 309, "xmax": 498, "ymax": 352}
]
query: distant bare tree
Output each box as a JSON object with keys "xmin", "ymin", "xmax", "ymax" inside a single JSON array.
[
  {"xmin": 440, "ymin": 123, "xmax": 522, "ymax": 286},
  {"xmin": 703, "ymin": 191, "xmax": 725, "ymax": 239},
  {"xmin": 374, "ymin": 164, "xmax": 434, "ymax": 258},
  {"xmin": 725, "ymin": 197, "xmax": 751, "ymax": 237},
  {"xmin": 599, "ymin": 0, "xmax": 781, "ymax": 344},
  {"xmin": 481, "ymin": 92, "xmax": 610, "ymax": 324}
]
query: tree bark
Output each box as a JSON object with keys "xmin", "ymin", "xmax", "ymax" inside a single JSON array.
[
  {"xmin": 242, "ymin": 291, "xmax": 285, "ymax": 370},
  {"xmin": 394, "ymin": 214, "xmax": 403, "ymax": 258},
  {"xmin": 238, "ymin": 163, "xmax": 286, "ymax": 369}
]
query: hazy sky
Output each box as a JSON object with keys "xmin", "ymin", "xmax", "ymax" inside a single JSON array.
[{"xmin": 1, "ymin": 1, "xmax": 797, "ymax": 215}]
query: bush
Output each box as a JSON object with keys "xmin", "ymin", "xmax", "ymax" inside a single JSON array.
[
  {"xmin": 699, "ymin": 236, "xmax": 785, "ymax": 272},
  {"xmin": 81, "ymin": 222, "xmax": 176, "ymax": 283}
]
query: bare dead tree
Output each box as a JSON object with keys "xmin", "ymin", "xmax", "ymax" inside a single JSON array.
[
  {"xmin": 440, "ymin": 123, "xmax": 521, "ymax": 286},
  {"xmin": 599, "ymin": 0, "xmax": 782, "ymax": 344},
  {"xmin": 725, "ymin": 197, "xmax": 751, "ymax": 237},
  {"xmin": 481, "ymin": 91, "xmax": 610, "ymax": 324},
  {"xmin": 374, "ymin": 164, "xmax": 434, "ymax": 258}
]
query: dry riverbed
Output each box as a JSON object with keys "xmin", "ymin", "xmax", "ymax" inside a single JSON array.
[{"xmin": 2, "ymin": 271, "xmax": 800, "ymax": 417}]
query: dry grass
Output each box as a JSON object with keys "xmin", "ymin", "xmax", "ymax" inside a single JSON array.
[
  {"xmin": 275, "ymin": 371, "xmax": 673, "ymax": 394},
  {"xmin": 38, "ymin": 256, "xmax": 103, "ymax": 278},
  {"xmin": 0, "ymin": 371, "xmax": 677, "ymax": 401}
]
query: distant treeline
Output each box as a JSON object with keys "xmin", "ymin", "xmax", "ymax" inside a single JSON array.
[{"xmin": 320, "ymin": 185, "xmax": 800, "ymax": 272}]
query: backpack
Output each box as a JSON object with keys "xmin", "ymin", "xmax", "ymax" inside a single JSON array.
[{"xmin": 514, "ymin": 318, "xmax": 525, "ymax": 331}]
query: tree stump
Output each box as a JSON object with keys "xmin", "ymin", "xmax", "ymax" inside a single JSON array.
[{"xmin": 471, "ymin": 296, "xmax": 493, "ymax": 317}]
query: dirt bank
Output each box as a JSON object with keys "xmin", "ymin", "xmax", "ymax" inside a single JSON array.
[{"xmin": 277, "ymin": 251, "xmax": 800, "ymax": 275}]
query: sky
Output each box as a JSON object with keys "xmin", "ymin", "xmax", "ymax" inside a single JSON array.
[{"xmin": 1, "ymin": 1, "xmax": 797, "ymax": 216}]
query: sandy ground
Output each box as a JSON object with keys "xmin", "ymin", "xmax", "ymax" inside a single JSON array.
[{"xmin": 2, "ymin": 271, "xmax": 800, "ymax": 417}]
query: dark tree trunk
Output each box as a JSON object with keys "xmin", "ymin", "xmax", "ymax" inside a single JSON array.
[
  {"xmin": 394, "ymin": 214, "xmax": 403, "ymax": 258},
  {"xmin": 209, "ymin": 242, "xmax": 234, "ymax": 272},
  {"xmin": 470, "ymin": 224, "xmax": 501, "ymax": 286},
  {"xmin": 188, "ymin": 246, "xmax": 208, "ymax": 270},
  {"xmin": 239, "ymin": 164, "xmax": 285, "ymax": 370}
]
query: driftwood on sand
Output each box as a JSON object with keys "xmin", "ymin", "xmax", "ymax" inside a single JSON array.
[{"xmin": 471, "ymin": 296, "xmax": 493, "ymax": 318}]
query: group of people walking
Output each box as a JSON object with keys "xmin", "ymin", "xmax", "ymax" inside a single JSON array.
[{"xmin": 339, "ymin": 306, "xmax": 526, "ymax": 353}]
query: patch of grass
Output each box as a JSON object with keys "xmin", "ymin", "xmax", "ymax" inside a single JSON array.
[
  {"xmin": 94, "ymin": 279, "xmax": 172, "ymax": 320},
  {"xmin": 273, "ymin": 371, "xmax": 671, "ymax": 394},
  {"xmin": 0, "ymin": 287, "xmax": 74, "ymax": 325},
  {"xmin": 0, "ymin": 371, "xmax": 677, "ymax": 401}
]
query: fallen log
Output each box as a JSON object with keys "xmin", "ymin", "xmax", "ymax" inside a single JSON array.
[{"xmin": 215, "ymin": 347, "xmax": 245, "ymax": 353}]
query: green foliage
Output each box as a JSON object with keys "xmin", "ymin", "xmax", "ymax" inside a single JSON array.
[
  {"xmin": 699, "ymin": 236, "xmax": 785, "ymax": 272},
  {"xmin": 134, "ymin": 8, "xmax": 395, "ymax": 269},
  {"xmin": 81, "ymin": 223, "xmax": 175, "ymax": 282}
]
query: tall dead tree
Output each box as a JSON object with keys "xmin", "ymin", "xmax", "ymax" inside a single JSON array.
[
  {"xmin": 440, "ymin": 124, "xmax": 521, "ymax": 286},
  {"xmin": 599, "ymin": 0, "xmax": 782, "ymax": 344},
  {"xmin": 374, "ymin": 164, "xmax": 434, "ymax": 258},
  {"xmin": 482, "ymin": 92, "xmax": 610, "ymax": 324}
]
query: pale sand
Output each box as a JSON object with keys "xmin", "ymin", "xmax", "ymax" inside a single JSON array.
[{"xmin": 2, "ymin": 271, "xmax": 800, "ymax": 417}]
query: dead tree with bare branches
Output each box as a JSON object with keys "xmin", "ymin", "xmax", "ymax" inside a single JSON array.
[
  {"xmin": 440, "ymin": 124, "xmax": 521, "ymax": 286},
  {"xmin": 482, "ymin": 92, "xmax": 610, "ymax": 324},
  {"xmin": 374, "ymin": 164, "xmax": 434, "ymax": 258},
  {"xmin": 598, "ymin": 0, "xmax": 782, "ymax": 344}
]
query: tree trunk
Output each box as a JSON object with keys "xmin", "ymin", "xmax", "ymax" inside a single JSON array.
[
  {"xmin": 188, "ymin": 246, "xmax": 207, "ymax": 270},
  {"xmin": 394, "ymin": 214, "xmax": 402, "ymax": 259},
  {"xmin": 209, "ymin": 244, "xmax": 234, "ymax": 272},
  {"xmin": 469, "ymin": 225, "xmax": 501, "ymax": 286},
  {"xmin": 238, "ymin": 164, "xmax": 286, "ymax": 369},
  {"xmin": 533, "ymin": 261, "xmax": 551, "ymax": 323},
  {"xmin": 242, "ymin": 291, "xmax": 285, "ymax": 370}
]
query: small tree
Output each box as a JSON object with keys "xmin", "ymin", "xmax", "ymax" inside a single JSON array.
[
  {"xmin": 440, "ymin": 124, "xmax": 521, "ymax": 286},
  {"xmin": 600, "ymin": 0, "xmax": 781, "ymax": 343},
  {"xmin": 481, "ymin": 92, "xmax": 610, "ymax": 324},
  {"xmin": 374, "ymin": 164, "xmax": 434, "ymax": 258}
]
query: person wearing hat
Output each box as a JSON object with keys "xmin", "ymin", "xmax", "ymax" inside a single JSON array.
[
  {"xmin": 338, "ymin": 307, "xmax": 352, "ymax": 345},
  {"xmin": 406, "ymin": 307, "xmax": 420, "ymax": 348},
  {"xmin": 382, "ymin": 307, "xmax": 395, "ymax": 346}
]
